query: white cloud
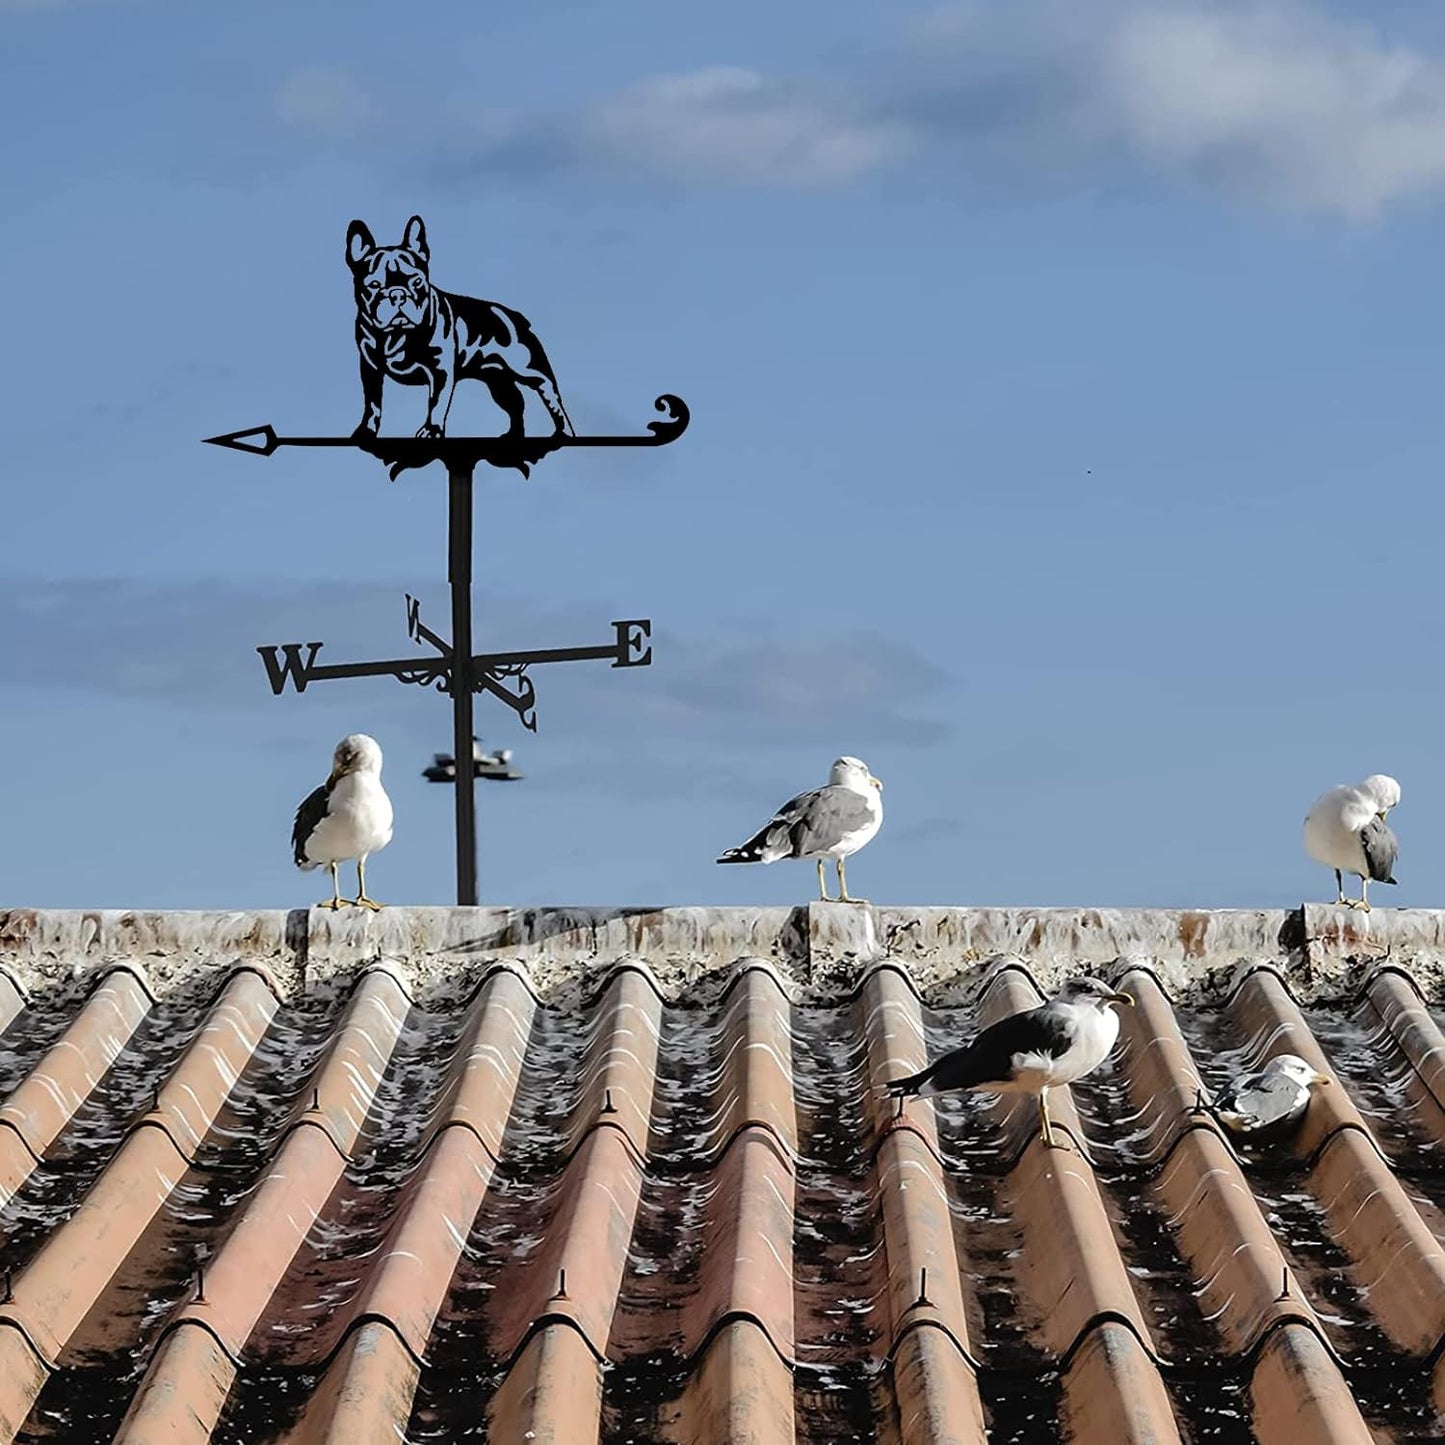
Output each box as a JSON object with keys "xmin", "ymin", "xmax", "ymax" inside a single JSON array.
[
  {"xmin": 276, "ymin": 3, "xmax": 1445, "ymax": 217},
  {"xmin": 0, "ymin": 582, "xmax": 951, "ymax": 748},
  {"xmin": 580, "ymin": 66, "xmax": 911, "ymax": 188},
  {"xmin": 913, "ymin": 0, "xmax": 1445, "ymax": 218},
  {"xmin": 274, "ymin": 66, "xmax": 373, "ymax": 140},
  {"xmin": 1108, "ymin": 5, "xmax": 1445, "ymax": 217}
]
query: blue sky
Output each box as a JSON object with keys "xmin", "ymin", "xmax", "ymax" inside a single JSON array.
[{"xmin": 2, "ymin": 0, "xmax": 1443, "ymax": 910}]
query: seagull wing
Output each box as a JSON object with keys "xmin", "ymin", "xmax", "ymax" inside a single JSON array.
[
  {"xmin": 718, "ymin": 784, "xmax": 874, "ymax": 863},
  {"xmin": 292, "ymin": 784, "xmax": 331, "ymax": 869},
  {"xmin": 888, "ymin": 1002, "xmax": 1074, "ymax": 1096},
  {"xmin": 786, "ymin": 785, "xmax": 877, "ymax": 855},
  {"xmin": 1360, "ymin": 818, "xmax": 1399, "ymax": 884},
  {"xmin": 1213, "ymin": 1071, "xmax": 1306, "ymax": 1131}
]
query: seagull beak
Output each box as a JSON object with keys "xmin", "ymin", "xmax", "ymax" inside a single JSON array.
[
  {"xmin": 1378, "ymin": 810, "xmax": 1389, "ymax": 822},
  {"xmin": 869, "ymin": 775, "xmax": 883, "ymax": 791},
  {"xmin": 1109, "ymin": 990, "xmax": 1134, "ymax": 1006},
  {"xmin": 1313, "ymin": 1071, "xmax": 1331, "ymax": 1087}
]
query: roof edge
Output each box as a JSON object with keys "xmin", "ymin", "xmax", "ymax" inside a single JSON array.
[{"xmin": 0, "ymin": 904, "xmax": 1437, "ymax": 1009}]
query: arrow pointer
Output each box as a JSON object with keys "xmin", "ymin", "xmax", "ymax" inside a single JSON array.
[{"xmin": 202, "ymin": 395, "xmax": 690, "ymax": 468}]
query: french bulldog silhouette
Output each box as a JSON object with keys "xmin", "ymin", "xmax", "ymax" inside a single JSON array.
[{"xmin": 346, "ymin": 215, "xmax": 572, "ymax": 441}]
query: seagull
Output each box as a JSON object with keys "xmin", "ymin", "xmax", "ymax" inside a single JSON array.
[
  {"xmin": 1210, "ymin": 1053, "xmax": 1330, "ymax": 1142},
  {"xmin": 716, "ymin": 756, "xmax": 882, "ymax": 903},
  {"xmin": 887, "ymin": 976, "xmax": 1132, "ymax": 1149},
  {"xmin": 292, "ymin": 734, "xmax": 394, "ymax": 910},
  {"xmin": 1303, "ymin": 773, "xmax": 1400, "ymax": 911}
]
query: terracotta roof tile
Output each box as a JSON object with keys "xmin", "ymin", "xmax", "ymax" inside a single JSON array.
[
  {"xmin": 0, "ymin": 971, "xmax": 153, "ymax": 1209},
  {"xmin": 4, "ymin": 905, "xmax": 1445, "ymax": 1442}
]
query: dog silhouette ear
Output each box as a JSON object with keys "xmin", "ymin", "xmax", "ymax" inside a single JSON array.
[
  {"xmin": 346, "ymin": 220, "xmax": 376, "ymax": 269},
  {"xmin": 402, "ymin": 215, "xmax": 429, "ymax": 263}
]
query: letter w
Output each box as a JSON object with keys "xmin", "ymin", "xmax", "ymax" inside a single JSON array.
[{"xmin": 257, "ymin": 643, "xmax": 323, "ymax": 695}]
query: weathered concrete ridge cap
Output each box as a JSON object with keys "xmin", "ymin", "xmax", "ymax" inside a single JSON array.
[{"xmin": 4, "ymin": 904, "xmax": 1445, "ymax": 1006}]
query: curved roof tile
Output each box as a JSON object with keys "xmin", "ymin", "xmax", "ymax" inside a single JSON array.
[{"xmin": 0, "ymin": 905, "xmax": 1443, "ymax": 1441}]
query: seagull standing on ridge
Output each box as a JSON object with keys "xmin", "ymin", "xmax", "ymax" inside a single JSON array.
[
  {"xmin": 1303, "ymin": 774, "xmax": 1400, "ymax": 911},
  {"xmin": 887, "ymin": 976, "xmax": 1132, "ymax": 1149},
  {"xmin": 293, "ymin": 734, "xmax": 394, "ymax": 911},
  {"xmin": 717, "ymin": 756, "xmax": 882, "ymax": 903}
]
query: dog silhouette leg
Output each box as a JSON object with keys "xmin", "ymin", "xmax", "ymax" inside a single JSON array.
[
  {"xmin": 418, "ymin": 367, "xmax": 455, "ymax": 439},
  {"xmin": 483, "ymin": 375, "xmax": 528, "ymax": 439},
  {"xmin": 527, "ymin": 371, "xmax": 573, "ymax": 436},
  {"xmin": 352, "ymin": 352, "xmax": 385, "ymax": 439}
]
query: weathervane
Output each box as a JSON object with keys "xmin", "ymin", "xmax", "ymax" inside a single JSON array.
[{"xmin": 207, "ymin": 214, "xmax": 689, "ymax": 904}]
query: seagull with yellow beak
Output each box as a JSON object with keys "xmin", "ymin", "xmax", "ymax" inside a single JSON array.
[
  {"xmin": 717, "ymin": 755, "xmax": 883, "ymax": 903},
  {"xmin": 292, "ymin": 734, "xmax": 394, "ymax": 910}
]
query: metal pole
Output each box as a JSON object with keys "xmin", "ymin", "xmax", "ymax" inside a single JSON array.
[{"xmin": 447, "ymin": 461, "xmax": 478, "ymax": 905}]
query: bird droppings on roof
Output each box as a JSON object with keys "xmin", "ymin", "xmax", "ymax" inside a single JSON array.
[{"xmin": 4, "ymin": 905, "xmax": 1445, "ymax": 1441}]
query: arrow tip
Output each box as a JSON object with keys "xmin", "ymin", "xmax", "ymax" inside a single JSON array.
[{"xmin": 204, "ymin": 425, "xmax": 278, "ymax": 456}]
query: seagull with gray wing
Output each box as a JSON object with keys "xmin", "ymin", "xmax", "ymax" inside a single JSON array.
[
  {"xmin": 1303, "ymin": 773, "xmax": 1400, "ymax": 911},
  {"xmin": 717, "ymin": 756, "xmax": 882, "ymax": 903},
  {"xmin": 887, "ymin": 976, "xmax": 1133, "ymax": 1149},
  {"xmin": 293, "ymin": 734, "xmax": 394, "ymax": 911},
  {"xmin": 1210, "ymin": 1053, "xmax": 1330, "ymax": 1143}
]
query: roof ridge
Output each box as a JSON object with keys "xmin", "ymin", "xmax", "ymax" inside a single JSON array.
[{"xmin": 8, "ymin": 903, "xmax": 1439, "ymax": 1010}]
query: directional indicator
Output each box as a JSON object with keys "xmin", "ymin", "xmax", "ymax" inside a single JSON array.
[
  {"xmin": 202, "ymin": 425, "xmax": 282, "ymax": 456},
  {"xmin": 257, "ymin": 597, "xmax": 651, "ymax": 734},
  {"xmin": 221, "ymin": 213, "xmax": 688, "ymax": 903},
  {"xmin": 206, "ymin": 394, "xmax": 689, "ymax": 479}
]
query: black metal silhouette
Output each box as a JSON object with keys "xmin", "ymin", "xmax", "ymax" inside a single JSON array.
[
  {"xmin": 204, "ymin": 392, "xmax": 688, "ymax": 481},
  {"xmin": 207, "ymin": 214, "xmax": 688, "ymax": 904},
  {"xmin": 258, "ymin": 594, "xmax": 650, "ymax": 729},
  {"xmin": 348, "ymin": 215, "xmax": 569, "ymax": 445}
]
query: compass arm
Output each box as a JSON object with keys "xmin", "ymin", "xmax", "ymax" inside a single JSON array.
[
  {"xmin": 468, "ymin": 621, "xmax": 652, "ymax": 674},
  {"xmin": 405, "ymin": 594, "xmax": 453, "ymax": 656},
  {"xmin": 257, "ymin": 616, "xmax": 651, "ymax": 699},
  {"xmin": 257, "ymin": 645, "xmax": 451, "ymax": 695},
  {"xmin": 475, "ymin": 670, "xmax": 539, "ymax": 731}
]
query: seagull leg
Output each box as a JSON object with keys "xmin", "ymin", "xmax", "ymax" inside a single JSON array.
[
  {"xmin": 1334, "ymin": 870, "xmax": 1348, "ymax": 906},
  {"xmin": 355, "ymin": 857, "xmax": 384, "ymax": 911},
  {"xmin": 817, "ymin": 859, "xmax": 832, "ymax": 902},
  {"xmin": 1039, "ymin": 1088, "xmax": 1064, "ymax": 1150},
  {"xmin": 319, "ymin": 861, "xmax": 345, "ymax": 911},
  {"xmin": 837, "ymin": 857, "xmax": 868, "ymax": 906},
  {"xmin": 1355, "ymin": 878, "xmax": 1371, "ymax": 913}
]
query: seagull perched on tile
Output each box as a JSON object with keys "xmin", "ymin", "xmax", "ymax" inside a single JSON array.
[
  {"xmin": 716, "ymin": 756, "xmax": 882, "ymax": 903},
  {"xmin": 887, "ymin": 976, "xmax": 1132, "ymax": 1149},
  {"xmin": 292, "ymin": 735, "xmax": 394, "ymax": 911},
  {"xmin": 1304, "ymin": 773, "xmax": 1400, "ymax": 911},
  {"xmin": 1210, "ymin": 1053, "xmax": 1330, "ymax": 1143}
]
